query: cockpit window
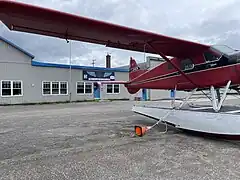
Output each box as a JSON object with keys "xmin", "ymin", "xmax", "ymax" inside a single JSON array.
[
  {"xmin": 180, "ymin": 59, "xmax": 194, "ymax": 71},
  {"xmin": 203, "ymin": 51, "xmax": 221, "ymax": 62}
]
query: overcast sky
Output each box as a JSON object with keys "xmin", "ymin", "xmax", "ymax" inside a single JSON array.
[{"xmin": 1, "ymin": 0, "xmax": 240, "ymax": 67}]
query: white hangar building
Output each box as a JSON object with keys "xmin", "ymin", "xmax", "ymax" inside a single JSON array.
[
  {"xmin": 0, "ymin": 36, "xmax": 185, "ymax": 105},
  {"xmin": 0, "ymin": 36, "xmax": 131, "ymax": 105}
]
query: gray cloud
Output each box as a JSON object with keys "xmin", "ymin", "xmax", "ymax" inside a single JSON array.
[{"xmin": 1, "ymin": 0, "xmax": 240, "ymax": 67}]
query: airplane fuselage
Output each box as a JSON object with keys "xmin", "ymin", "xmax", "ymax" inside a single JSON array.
[{"xmin": 126, "ymin": 46, "xmax": 240, "ymax": 92}]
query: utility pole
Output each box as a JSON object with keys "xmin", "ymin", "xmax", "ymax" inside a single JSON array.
[
  {"xmin": 92, "ymin": 59, "xmax": 96, "ymax": 67},
  {"xmin": 68, "ymin": 40, "xmax": 72, "ymax": 102}
]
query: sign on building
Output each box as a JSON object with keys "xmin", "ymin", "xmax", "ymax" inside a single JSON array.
[{"xmin": 83, "ymin": 70, "xmax": 115, "ymax": 81}]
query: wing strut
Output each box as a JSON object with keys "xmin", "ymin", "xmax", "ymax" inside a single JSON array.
[
  {"xmin": 146, "ymin": 42, "xmax": 198, "ymax": 87},
  {"xmin": 65, "ymin": 29, "xmax": 70, "ymax": 43}
]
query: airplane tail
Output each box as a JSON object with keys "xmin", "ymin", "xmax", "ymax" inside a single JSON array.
[
  {"xmin": 127, "ymin": 57, "xmax": 148, "ymax": 94},
  {"xmin": 129, "ymin": 57, "xmax": 147, "ymax": 81}
]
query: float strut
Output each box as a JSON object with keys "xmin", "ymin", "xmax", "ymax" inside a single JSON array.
[{"xmin": 210, "ymin": 80, "xmax": 231, "ymax": 112}]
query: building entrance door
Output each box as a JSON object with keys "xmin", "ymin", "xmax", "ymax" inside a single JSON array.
[
  {"xmin": 94, "ymin": 83, "xmax": 100, "ymax": 99},
  {"xmin": 142, "ymin": 88, "xmax": 147, "ymax": 101}
]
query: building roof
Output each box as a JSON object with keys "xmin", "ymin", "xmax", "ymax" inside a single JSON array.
[
  {"xmin": 32, "ymin": 60, "xmax": 129, "ymax": 72},
  {"xmin": 1, "ymin": 35, "xmax": 129, "ymax": 72},
  {"xmin": 116, "ymin": 56, "xmax": 165, "ymax": 70},
  {"xmin": 0, "ymin": 36, "xmax": 35, "ymax": 59},
  {"xmin": 117, "ymin": 62, "xmax": 147, "ymax": 69}
]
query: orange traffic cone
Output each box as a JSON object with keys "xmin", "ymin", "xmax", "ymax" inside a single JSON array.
[{"xmin": 135, "ymin": 126, "xmax": 151, "ymax": 137}]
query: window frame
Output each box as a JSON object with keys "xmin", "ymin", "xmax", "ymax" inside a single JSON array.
[
  {"xmin": 51, "ymin": 81, "xmax": 60, "ymax": 95},
  {"xmin": 106, "ymin": 84, "xmax": 120, "ymax": 94},
  {"xmin": 60, "ymin": 81, "xmax": 68, "ymax": 95},
  {"xmin": 1, "ymin": 80, "xmax": 23, "ymax": 97},
  {"xmin": 42, "ymin": 81, "xmax": 68, "ymax": 96},
  {"xmin": 203, "ymin": 51, "xmax": 222, "ymax": 63},
  {"xmin": 76, "ymin": 81, "xmax": 93, "ymax": 95},
  {"xmin": 180, "ymin": 58, "xmax": 195, "ymax": 71},
  {"xmin": 42, "ymin": 81, "xmax": 51, "ymax": 95}
]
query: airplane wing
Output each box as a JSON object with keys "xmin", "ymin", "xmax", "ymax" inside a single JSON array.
[{"xmin": 0, "ymin": 0, "xmax": 210, "ymax": 59}]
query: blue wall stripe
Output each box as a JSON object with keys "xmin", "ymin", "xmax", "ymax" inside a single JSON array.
[{"xmin": 31, "ymin": 60, "xmax": 129, "ymax": 72}]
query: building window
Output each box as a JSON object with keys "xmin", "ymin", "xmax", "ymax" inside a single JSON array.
[
  {"xmin": 42, "ymin": 81, "xmax": 68, "ymax": 95},
  {"xmin": 13, "ymin": 81, "xmax": 22, "ymax": 96},
  {"xmin": 1, "ymin": 81, "xmax": 11, "ymax": 96},
  {"xmin": 76, "ymin": 81, "xmax": 93, "ymax": 94},
  {"xmin": 107, "ymin": 84, "xmax": 120, "ymax": 94},
  {"xmin": 85, "ymin": 82, "xmax": 93, "ymax": 94},
  {"xmin": 76, "ymin": 82, "xmax": 84, "ymax": 94},
  {"xmin": 60, "ymin": 82, "xmax": 68, "ymax": 95},
  {"xmin": 43, "ymin": 82, "xmax": 51, "ymax": 95},
  {"xmin": 1, "ymin": 80, "xmax": 23, "ymax": 97},
  {"xmin": 114, "ymin": 84, "xmax": 120, "ymax": 93},
  {"xmin": 52, "ymin": 82, "xmax": 59, "ymax": 95}
]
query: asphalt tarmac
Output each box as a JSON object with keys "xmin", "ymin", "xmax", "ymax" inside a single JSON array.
[{"xmin": 0, "ymin": 100, "xmax": 240, "ymax": 180}]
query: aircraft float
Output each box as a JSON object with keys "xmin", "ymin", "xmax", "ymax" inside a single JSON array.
[{"xmin": 1, "ymin": 0, "xmax": 240, "ymax": 140}]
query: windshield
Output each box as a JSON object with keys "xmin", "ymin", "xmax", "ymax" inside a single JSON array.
[{"xmin": 211, "ymin": 45, "xmax": 237, "ymax": 55}]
